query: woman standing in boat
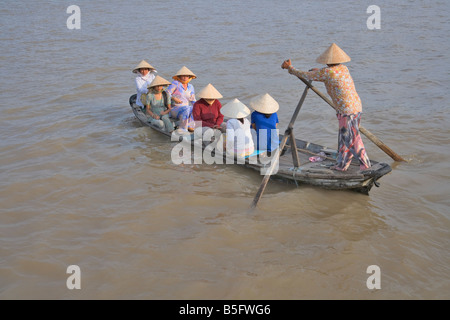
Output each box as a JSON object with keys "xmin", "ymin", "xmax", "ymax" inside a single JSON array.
[
  {"xmin": 143, "ymin": 75, "xmax": 174, "ymax": 133},
  {"xmin": 133, "ymin": 60, "xmax": 157, "ymax": 109},
  {"xmin": 281, "ymin": 43, "xmax": 371, "ymax": 171},
  {"xmin": 167, "ymin": 66, "xmax": 197, "ymax": 133},
  {"xmin": 193, "ymin": 83, "xmax": 226, "ymax": 133}
]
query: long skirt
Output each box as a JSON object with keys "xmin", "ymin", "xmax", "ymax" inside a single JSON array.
[{"xmin": 335, "ymin": 112, "xmax": 371, "ymax": 171}]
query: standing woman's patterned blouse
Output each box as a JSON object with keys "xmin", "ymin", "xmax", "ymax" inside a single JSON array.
[{"xmin": 288, "ymin": 64, "xmax": 362, "ymax": 115}]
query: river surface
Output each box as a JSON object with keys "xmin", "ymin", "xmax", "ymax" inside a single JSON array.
[{"xmin": 0, "ymin": 0, "xmax": 449, "ymax": 299}]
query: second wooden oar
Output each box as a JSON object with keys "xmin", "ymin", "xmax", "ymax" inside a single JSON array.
[
  {"xmin": 251, "ymin": 84, "xmax": 310, "ymax": 209},
  {"xmin": 294, "ymin": 75, "xmax": 406, "ymax": 162}
]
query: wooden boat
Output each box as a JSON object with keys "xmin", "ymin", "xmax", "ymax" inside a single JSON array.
[{"xmin": 129, "ymin": 94, "xmax": 391, "ymax": 194}]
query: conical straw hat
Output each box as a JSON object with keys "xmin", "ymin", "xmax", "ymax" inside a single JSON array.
[
  {"xmin": 196, "ymin": 83, "xmax": 223, "ymax": 99},
  {"xmin": 220, "ymin": 98, "xmax": 251, "ymax": 119},
  {"xmin": 148, "ymin": 75, "xmax": 171, "ymax": 88},
  {"xmin": 316, "ymin": 43, "xmax": 351, "ymax": 64},
  {"xmin": 132, "ymin": 60, "xmax": 155, "ymax": 73},
  {"xmin": 249, "ymin": 93, "xmax": 279, "ymax": 114},
  {"xmin": 173, "ymin": 66, "xmax": 197, "ymax": 79}
]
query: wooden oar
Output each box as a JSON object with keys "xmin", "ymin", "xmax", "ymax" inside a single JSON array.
[
  {"xmin": 294, "ymin": 74, "xmax": 406, "ymax": 162},
  {"xmin": 251, "ymin": 84, "xmax": 310, "ymax": 209}
]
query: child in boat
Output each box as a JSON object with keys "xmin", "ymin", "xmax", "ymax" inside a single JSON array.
[
  {"xmin": 249, "ymin": 93, "xmax": 280, "ymax": 156},
  {"xmin": 143, "ymin": 75, "xmax": 174, "ymax": 133},
  {"xmin": 220, "ymin": 98, "xmax": 255, "ymax": 158}
]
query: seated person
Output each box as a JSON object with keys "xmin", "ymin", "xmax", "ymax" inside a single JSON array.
[
  {"xmin": 219, "ymin": 98, "xmax": 255, "ymax": 158},
  {"xmin": 193, "ymin": 83, "xmax": 226, "ymax": 134},
  {"xmin": 133, "ymin": 60, "xmax": 157, "ymax": 109},
  {"xmin": 143, "ymin": 75, "xmax": 174, "ymax": 133},
  {"xmin": 167, "ymin": 66, "xmax": 197, "ymax": 133},
  {"xmin": 249, "ymin": 93, "xmax": 280, "ymax": 156}
]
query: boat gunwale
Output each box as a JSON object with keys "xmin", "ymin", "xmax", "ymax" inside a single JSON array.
[{"xmin": 128, "ymin": 94, "xmax": 391, "ymax": 193}]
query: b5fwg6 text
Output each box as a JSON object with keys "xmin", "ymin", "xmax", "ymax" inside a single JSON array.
[{"xmin": 223, "ymin": 305, "xmax": 270, "ymax": 315}]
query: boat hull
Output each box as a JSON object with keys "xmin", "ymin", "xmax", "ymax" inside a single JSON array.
[{"xmin": 129, "ymin": 94, "xmax": 391, "ymax": 194}]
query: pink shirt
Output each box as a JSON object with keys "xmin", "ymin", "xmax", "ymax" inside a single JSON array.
[{"xmin": 289, "ymin": 64, "xmax": 362, "ymax": 115}]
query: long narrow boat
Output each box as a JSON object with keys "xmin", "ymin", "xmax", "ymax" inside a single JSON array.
[{"xmin": 129, "ymin": 94, "xmax": 391, "ymax": 194}]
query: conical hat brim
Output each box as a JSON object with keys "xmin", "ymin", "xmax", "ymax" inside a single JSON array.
[
  {"xmin": 220, "ymin": 98, "xmax": 250, "ymax": 118},
  {"xmin": 173, "ymin": 66, "xmax": 197, "ymax": 79},
  {"xmin": 133, "ymin": 60, "xmax": 155, "ymax": 73},
  {"xmin": 249, "ymin": 93, "xmax": 279, "ymax": 113},
  {"xmin": 316, "ymin": 43, "xmax": 351, "ymax": 64},
  {"xmin": 196, "ymin": 83, "xmax": 223, "ymax": 99},
  {"xmin": 148, "ymin": 75, "xmax": 171, "ymax": 88}
]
